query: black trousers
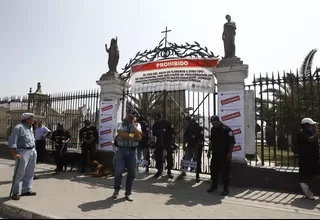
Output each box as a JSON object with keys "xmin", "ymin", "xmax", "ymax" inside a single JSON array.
[
  {"xmin": 210, "ymin": 155, "xmax": 231, "ymax": 190},
  {"xmin": 299, "ymin": 158, "xmax": 319, "ymax": 183},
  {"xmin": 81, "ymin": 143, "xmax": 96, "ymax": 171},
  {"xmin": 35, "ymin": 139, "xmax": 46, "ymax": 163},
  {"xmin": 183, "ymin": 147, "xmax": 203, "ymax": 178},
  {"xmin": 53, "ymin": 144, "xmax": 68, "ymax": 170},
  {"xmin": 154, "ymin": 145, "xmax": 173, "ymax": 172}
]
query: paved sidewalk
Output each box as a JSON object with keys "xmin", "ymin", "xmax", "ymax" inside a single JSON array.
[{"xmin": 0, "ymin": 159, "xmax": 320, "ymax": 219}]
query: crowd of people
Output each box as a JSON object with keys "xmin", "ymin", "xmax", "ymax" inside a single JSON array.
[{"xmin": 6, "ymin": 111, "xmax": 320, "ymax": 202}]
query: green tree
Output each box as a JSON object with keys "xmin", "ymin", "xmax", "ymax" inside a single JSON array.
[{"xmin": 255, "ymin": 49, "xmax": 320, "ymax": 150}]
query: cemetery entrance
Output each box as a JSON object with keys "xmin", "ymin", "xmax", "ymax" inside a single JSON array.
[{"xmin": 120, "ymin": 32, "xmax": 220, "ymax": 173}]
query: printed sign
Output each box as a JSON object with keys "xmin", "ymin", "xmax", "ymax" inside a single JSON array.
[
  {"xmin": 181, "ymin": 160, "xmax": 197, "ymax": 169},
  {"xmin": 137, "ymin": 159, "xmax": 149, "ymax": 166},
  {"xmin": 218, "ymin": 91, "xmax": 245, "ymax": 160},
  {"xmin": 99, "ymin": 126, "xmax": 114, "ymax": 140},
  {"xmin": 98, "ymin": 101, "xmax": 115, "ymax": 151},
  {"xmin": 130, "ymin": 58, "xmax": 219, "ymax": 93}
]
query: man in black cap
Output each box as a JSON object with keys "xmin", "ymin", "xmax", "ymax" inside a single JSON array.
[
  {"xmin": 51, "ymin": 123, "xmax": 71, "ymax": 173},
  {"xmin": 152, "ymin": 113, "xmax": 175, "ymax": 179},
  {"xmin": 137, "ymin": 116, "xmax": 150, "ymax": 174},
  {"xmin": 207, "ymin": 115, "xmax": 235, "ymax": 196},
  {"xmin": 113, "ymin": 109, "xmax": 142, "ymax": 201},
  {"xmin": 179, "ymin": 115, "xmax": 204, "ymax": 182},
  {"xmin": 79, "ymin": 120, "xmax": 99, "ymax": 173}
]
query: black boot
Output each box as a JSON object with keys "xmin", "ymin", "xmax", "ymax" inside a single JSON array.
[
  {"xmin": 167, "ymin": 170, "xmax": 173, "ymax": 179},
  {"xmin": 221, "ymin": 188, "xmax": 229, "ymax": 196},
  {"xmin": 207, "ymin": 185, "xmax": 218, "ymax": 193},
  {"xmin": 153, "ymin": 170, "xmax": 162, "ymax": 178},
  {"xmin": 196, "ymin": 174, "xmax": 200, "ymax": 183}
]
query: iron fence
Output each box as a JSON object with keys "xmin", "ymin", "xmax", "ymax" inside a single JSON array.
[
  {"xmin": 246, "ymin": 69, "xmax": 320, "ymax": 168},
  {"xmin": 2, "ymin": 69, "xmax": 319, "ymax": 169},
  {"xmin": 0, "ymin": 87, "xmax": 100, "ymax": 150},
  {"xmin": 125, "ymin": 88, "xmax": 218, "ymax": 173}
]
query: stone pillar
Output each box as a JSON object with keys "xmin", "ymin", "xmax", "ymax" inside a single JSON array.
[
  {"xmin": 96, "ymin": 73, "xmax": 126, "ymax": 169},
  {"xmin": 212, "ymin": 57, "xmax": 255, "ymax": 163}
]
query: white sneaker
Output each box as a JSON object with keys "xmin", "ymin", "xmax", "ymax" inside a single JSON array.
[{"xmin": 300, "ymin": 183, "xmax": 315, "ymax": 200}]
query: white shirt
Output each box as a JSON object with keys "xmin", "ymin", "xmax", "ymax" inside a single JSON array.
[{"xmin": 35, "ymin": 126, "xmax": 51, "ymax": 140}]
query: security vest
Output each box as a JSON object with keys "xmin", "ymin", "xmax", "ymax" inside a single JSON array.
[{"xmin": 117, "ymin": 121, "xmax": 140, "ymax": 148}]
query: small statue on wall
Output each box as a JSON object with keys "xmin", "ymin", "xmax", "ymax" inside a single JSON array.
[{"xmin": 105, "ymin": 37, "xmax": 119, "ymax": 73}]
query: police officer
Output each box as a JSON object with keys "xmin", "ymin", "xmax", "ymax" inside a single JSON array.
[
  {"xmin": 152, "ymin": 113, "xmax": 175, "ymax": 179},
  {"xmin": 112, "ymin": 109, "xmax": 142, "ymax": 201},
  {"xmin": 207, "ymin": 115, "xmax": 235, "ymax": 196},
  {"xmin": 137, "ymin": 116, "xmax": 150, "ymax": 174},
  {"xmin": 8, "ymin": 113, "xmax": 37, "ymax": 200},
  {"xmin": 51, "ymin": 123, "xmax": 71, "ymax": 173},
  {"xmin": 79, "ymin": 120, "xmax": 98, "ymax": 173},
  {"xmin": 179, "ymin": 116, "xmax": 204, "ymax": 182}
]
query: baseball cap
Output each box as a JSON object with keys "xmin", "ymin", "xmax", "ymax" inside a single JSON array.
[
  {"xmin": 155, "ymin": 113, "xmax": 162, "ymax": 119},
  {"xmin": 21, "ymin": 113, "xmax": 35, "ymax": 120},
  {"xmin": 127, "ymin": 109, "xmax": 138, "ymax": 117},
  {"xmin": 301, "ymin": 118, "xmax": 318, "ymax": 125},
  {"xmin": 210, "ymin": 115, "xmax": 220, "ymax": 123}
]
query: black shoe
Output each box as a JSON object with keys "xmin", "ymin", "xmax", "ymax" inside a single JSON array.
[
  {"xmin": 80, "ymin": 169, "xmax": 86, "ymax": 174},
  {"xmin": 221, "ymin": 189, "xmax": 229, "ymax": 196},
  {"xmin": 112, "ymin": 190, "xmax": 119, "ymax": 199},
  {"xmin": 33, "ymin": 175, "xmax": 39, "ymax": 180},
  {"xmin": 207, "ymin": 185, "xmax": 218, "ymax": 193},
  {"xmin": 167, "ymin": 171, "xmax": 174, "ymax": 179},
  {"xmin": 21, "ymin": 191, "xmax": 37, "ymax": 197},
  {"xmin": 10, "ymin": 194, "xmax": 20, "ymax": 201},
  {"xmin": 125, "ymin": 195, "xmax": 133, "ymax": 202},
  {"xmin": 154, "ymin": 171, "xmax": 162, "ymax": 178}
]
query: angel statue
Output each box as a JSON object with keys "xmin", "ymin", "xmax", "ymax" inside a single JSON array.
[{"xmin": 105, "ymin": 37, "xmax": 119, "ymax": 73}]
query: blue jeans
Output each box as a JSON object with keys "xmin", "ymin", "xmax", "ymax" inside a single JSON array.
[
  {"xmin": 12, "ymin": 148, "xmax": 37, "ymax": 195},
  {"xmin": 114, "ymin": 147, "xmax": 137, "ymax": 196}
]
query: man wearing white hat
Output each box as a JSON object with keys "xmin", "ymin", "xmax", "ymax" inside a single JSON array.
[
  {"xmin": 8, "ymin": 113, "xmax": 37, "ymax": 200},
  {"xmin": 297, "ymin": 118, "xmax": 319, "ymax": 200}
]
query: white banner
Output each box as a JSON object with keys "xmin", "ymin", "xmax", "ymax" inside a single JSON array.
[
  {"xmin": 130, "ymin": 58, "xmax": 219, "ymax": 93},
  {"xmin": 98, "ymin": 101, "xmax": 115, "ymax": 151},
  {"xmin": 218, "ymin": 91, "xmax": 245, "ymax": 160}
]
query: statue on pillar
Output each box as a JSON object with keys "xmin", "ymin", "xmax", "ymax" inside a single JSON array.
[
  {"xmin": 105, "ymin": 37, "xmax": 119, "ymax": 73},
  {"xmin": 222, "ymin": 14, "xmax": 237, "ymax": 59}
]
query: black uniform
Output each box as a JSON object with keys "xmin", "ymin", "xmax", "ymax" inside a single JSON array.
[
  {"xmin": 137, "ymin": 121, "xmax": 150, "ymax": 169},
  {"xmin": 152, "ymin": 120, "xmax": 175, "ymax": 174},
  {"xmin": 210, "ymin": 124, "xmax": 235, "ymax": 190},
  {"xmin": 51, "ymin": 129, "xmax": 71, "ymax": 171},
  {"xmin": 297, "ymin": 128, "xmax": 320, "ymax": 183},
  {"xmin": 183, "ymin": 121, "xmax": 204, "ymax": 179},
  {"xmin": 79, "ymin": 126, "xmax": 98, "ymax": 172}
]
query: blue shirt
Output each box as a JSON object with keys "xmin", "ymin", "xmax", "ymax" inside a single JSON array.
[{"xmin": 8, "ymin": 123, "xmax": 36, "ymax": 149}]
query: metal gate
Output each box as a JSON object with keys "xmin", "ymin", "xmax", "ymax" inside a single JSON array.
[{"xmin": 119, "ymin": 34, "xmax": 219, "ymax": 173}]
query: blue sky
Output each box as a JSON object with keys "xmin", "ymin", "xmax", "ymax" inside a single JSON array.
[{"xmin": 1, "ymin": 0, "xmax": 320, "ymax": 96}]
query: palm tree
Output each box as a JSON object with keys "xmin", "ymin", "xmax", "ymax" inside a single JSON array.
[
  {"xmin": 255, "ymin": 49, "xmax": 320, "ymax": 150},
  {"xmin": 126, "ymin": 92, "xmax": 161, "ymax": 119}
]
